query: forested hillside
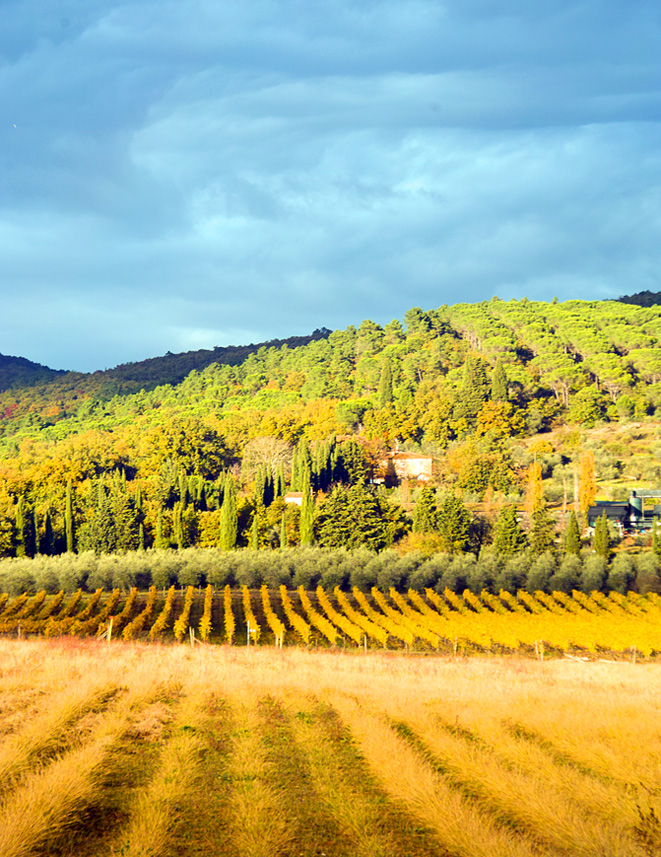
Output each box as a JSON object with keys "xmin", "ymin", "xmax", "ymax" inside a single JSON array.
[{"xmin": 1, "ymin": 297, "xmax": 661, "ymax": 566}]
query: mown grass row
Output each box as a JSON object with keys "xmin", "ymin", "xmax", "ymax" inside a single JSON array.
[{"xmin": 0, "ymin": 642, "xmax": 657, "ymax": 857}]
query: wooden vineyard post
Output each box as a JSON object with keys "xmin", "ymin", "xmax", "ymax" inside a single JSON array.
[
  {"xmin": 246, "ymin": 621, "xmax": 250, "ymax": 647},
  {"xmin": 189, "ymin": 627, "xmax": 195, "ymax": 647},
  {"xmin": 632, "ymin": 645, "xmax": 637, "ymax": 665},
  {"xmin": 107, "ymin": 616, "xmax": 114, "ymax": 643},
  {"xmin": 364, "ymin": 634, "xmax": 367, "ymax": 653}
]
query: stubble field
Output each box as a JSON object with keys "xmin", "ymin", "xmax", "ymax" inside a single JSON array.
[{"xmin": 0, "ymin": 639, "xmax": 659, "ymax": 857}]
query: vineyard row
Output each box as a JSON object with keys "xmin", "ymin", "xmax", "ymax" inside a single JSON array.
[{"xmin": 0, "ymin": 586, "xmax": 659, "ymax": 657}]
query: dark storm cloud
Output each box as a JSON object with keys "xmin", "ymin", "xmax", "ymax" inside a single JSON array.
[{"xmin": 1, "ymin": 0, "xmax": 660, "ymax": 370}]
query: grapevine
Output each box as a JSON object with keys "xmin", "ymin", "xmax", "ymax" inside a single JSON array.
[
  {"xmin": 279, "ymin": 586, "xmax": 311, "ymax": 645},
  {"xmin": 298, "ymin": 586, "xmax": 337, "ymax": 645},
  {"xmin": 333, "ymin": 587, "xmax": 388, "ymax": 647},
  {"xmin": 261, "ymin": 585, "xmax": 285, "ymax": 644},
  {"xmin": 316, "ymin": 586, "xmax": 362, "ymax": 645},
  {"xmin": 122, "ymin": 586, "xmax": 158, "ymax": 640},
  {"xmin": 241, "ymin": 586, "xmax": 261, "ymax": 643},
  {"xmin": 198, "ymin": 584, "xmax": 213, "ymax": 642},
  {"xmin": 148, "ymin": 585, "xmax": 176, "ymax": 641},
  {"xmin": 173, "ymin": 586, "xmax": 195, "ymax": 642},
  {"xmin": 224, "ymin": 584, "xmax": 235, "ymax": 644}
]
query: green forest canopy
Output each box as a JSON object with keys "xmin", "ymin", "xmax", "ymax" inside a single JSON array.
[{"xmin": 2, "ymin": 295, "xmax": 661, "ymax": 559}]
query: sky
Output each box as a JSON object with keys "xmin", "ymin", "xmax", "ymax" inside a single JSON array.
[{"xmin": 1, "ymin": 1, "xmax": 660, "ymax": 372}]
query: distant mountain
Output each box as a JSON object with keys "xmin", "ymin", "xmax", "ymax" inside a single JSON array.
[
  {"xmin": 0, "ymin": 354, "xmax": 65, "ymax": 393},
  {"xmin": 616, "ymin": 290, "xmax": 661, "ymax": 307},
  {"xmin": 0, "ymin": 329, "xmax": 332, "ymax": 396},
  {"xmin": 97, "ymin": 328, "xmax": 333, "ymax": 392}
]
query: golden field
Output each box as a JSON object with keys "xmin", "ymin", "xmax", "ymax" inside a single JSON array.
[{"xmin": 0, "ymin": 639, "xmax": 660, "ymax": 856}]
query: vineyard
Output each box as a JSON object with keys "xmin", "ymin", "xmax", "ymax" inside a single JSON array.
[
  {"xmin": 0, "ymin": 639, "xmax": 659, "ymax": 856},
  {"xmin": 0, "ymin": 584, "xmax": 660, "ymax": 658}
]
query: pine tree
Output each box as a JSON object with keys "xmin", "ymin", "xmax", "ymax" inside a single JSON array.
[
  {"xmin": 565, "ymin": 511, "xmax": 581, "ymax": 555},
  {"xmin": 413, "ymin": 486, "xmax": 439, "ymax": 533},
  {"xmin": 65, "ymin": 481, "xmax": 75, "ymax": 553},
  {"xmin": 378, "ymin": 358, "xmax": 394, "ymax": 408},
  {"xmin": 593, "ymin": 512, "xmax": 611, "ymax": 559},
  {"xmin": 219, "ymin": 480, "xmax": 237, "ymax": 550},
  {"xmin": 493, "ymin": 506, "xmax": 526, "ymax": 556},
  {"xmin": 491, "ymin": 359, "xmax": 508, "ymax": 401}
]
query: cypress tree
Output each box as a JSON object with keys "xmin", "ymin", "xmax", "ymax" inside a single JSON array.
[
  {"xmin": 219, "ymin": 480, "xmax": 237, "ymax": 550},
  {"xmin": 491, "ymin": 359, "xmax": 508, "ymax": 401},
  {"xmin": 14, "ymin": 496, "xmax": 26, "ymax": 557},
  {"xmin": 173, "ymin": 503, "xmax": 185, "ymax": 549},
  {"xmin": 254, "ymin": 467, "xmax": 266, "ymax": 507},
  {"xmin": 378, "ymin": 358, "xmax": 394, "ymax": 408},
  {"xmin": 251, "ymin": 515, "xmax": 259, "ymax": 550},
  {"xmin": 454, "ymin": 355, "xmax": 490, "ymax": 423},
  {"xmin": 299, "ymin": 481, "xmax": 314, "ymax": 546},
  {"xmin": 33, "ymin": 507, "xmax": 40, "ymax": 555},
  {"xmin": 493, "ymin": 506, "xmax": 526, "ymax": 556},
  {"xmin": 565, "ymin": 511, "xmax": 581, "ymax": 555},
  {"xmin": 155, "ymin": 507, "xmax": 169, "ymax": 549},
  {"xmin": 290, "ymin": 449, "xmax": 299, "ymax": 493},
  {"xmin": 275, "ymin": 464, "xmax": 286, "ymax": 499},
  {"xmin": 65, "ymin": 481, "xmax": 75, "ymax": 553},
  {"xmin": 280, "ymin": 514, "xmax": 287, "ymax": 549},
  {"xmin": 43, "ymin": 509, "xmax": 53, "ymax": 556},
  {"xmin": 593, "ymin": 512, "xmax": 611, "ymax": 559},
  {"xmin": 179, "ymin": 472, "xmax": 188, "ymax": 510}
]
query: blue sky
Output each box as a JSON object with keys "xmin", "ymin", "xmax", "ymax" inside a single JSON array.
[{"xmin": 1, "ymin": 0, "xmax": 660, "ymax": 371}]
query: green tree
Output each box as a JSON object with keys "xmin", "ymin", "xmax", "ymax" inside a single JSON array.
[
  {"xmin": 593, "ymin": 512, "xmax": 611, "ymax": 559},
  {"xmin": 14, "ymin": 495, "xmax": 27, "ymax": 557},
  {"xmin": 493, "ymin": 506, "xmax": 526, "ymax": 556},
  {"xmin": 564, "ymin": 511, "xmax": 581, "ymax": 555},
  {"xmin": 65, "ymin": 481, "xmax": 75, "ymax": 553},
  {"xmin": 299, "ymin": 480, "xmax": 314, "ymax": 546},
  {"xmin": 454, "ymin": 355, "xmax": 490, "ymax": 424},
  {"xmin": 315, "ymin": 484, "xmax": 406, "ymax": 550},
  {"xmin": 529, "ymin": 508, "xmax": 555, "ymax": 555},
  {"xmin": 437, "ymin": 494, "xmax": 471, "ymax": 553},
  {"xmin": 491, "ymin": 359, "xmax": 508, "ymax": 401},
  {"xmin": 378, "ymin": 358, "xmax": 394, "ymax": 408},
  {"xmin": 219, "ymin": 480, "xmax": 238, "ymax": 551},
  {"xmin": 412, "ymin": 486, "xmax": 439, "ymax": 534}
]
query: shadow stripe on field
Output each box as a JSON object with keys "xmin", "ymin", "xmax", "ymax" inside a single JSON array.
[
  {"xmin": 298, "ymin": 700, "xmax": 451, "ymax": 857},
  {"xmin": 257, "ymin": 695, "xmax": 353, "ymax": 857}
]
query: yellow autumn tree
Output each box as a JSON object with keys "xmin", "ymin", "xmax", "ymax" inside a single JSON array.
[
  {"xmin": 524, "ymin": 461, "xmax": 544, "ymax": 519},
  {"xmin": 578, "ymin": 451, "xmax": 597, "ymax": 514}
]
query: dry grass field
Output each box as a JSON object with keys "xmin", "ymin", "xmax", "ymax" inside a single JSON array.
[{"xmin": 0, "ymin": 639, "xmax": 660, "ymax": 857}]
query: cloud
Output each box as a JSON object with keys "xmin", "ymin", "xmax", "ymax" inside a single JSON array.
[{"xmin": 0, "ymin": 0, "xmax": 660, "ymax": 370}]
